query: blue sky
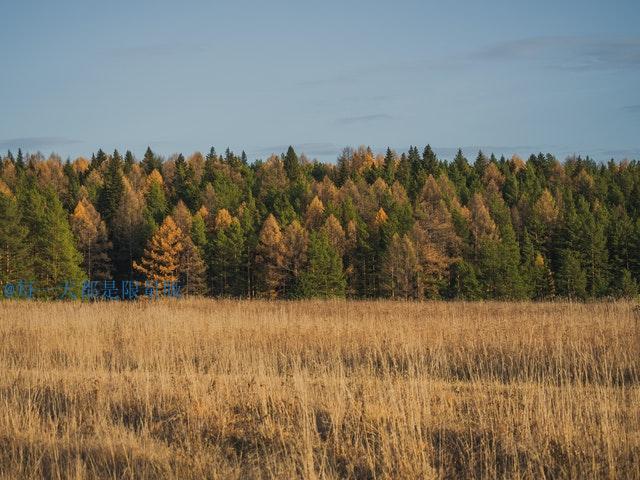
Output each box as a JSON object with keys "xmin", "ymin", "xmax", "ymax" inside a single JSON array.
[{"xmin": 1, "ymin": 0, "xmax": 639, "ymax": 162}]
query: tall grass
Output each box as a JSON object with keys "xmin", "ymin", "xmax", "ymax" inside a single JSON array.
[{"xmin": 0, "ymin": 300, "xmax": 638, "ymax": 479}]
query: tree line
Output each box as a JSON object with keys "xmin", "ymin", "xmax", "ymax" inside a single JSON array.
[{"xmin": 1, "ymin": 144, "xmax": 639, "ymax": 300}]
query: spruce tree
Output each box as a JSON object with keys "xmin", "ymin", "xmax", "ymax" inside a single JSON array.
[
  {"xmin": 0, "ymin": 190, "xmax": 32, "ymax": 289},
  {"xmin": 17, "ymin": 180, "xmax": 84, "ymax": 298},
  {"xmin": 97, "ymin": 150, "xmax": 125, "ymax": 225},
  {"xmin": 298, "ymin": 232, "xmax": 346, "ymax": 298},
  {"xmin": 283, "ymin": 146, "xmax": 300, "ymax": 181}
]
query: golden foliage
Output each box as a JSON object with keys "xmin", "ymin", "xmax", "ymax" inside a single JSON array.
[
  {"xmin": 321, "ymin": 214, "xmax": 346, "ymax": 255},
  {"xmin": 374, "ymin": 207, "xmax": 388, "ymax": 227},
  {"xmin": 214, "ymin": 208, "xmax": 234, "ymax": 231},
  {"xmin": 305, "ymin": 196, "xmax": 325, "ymax": 231},
  {"xmin": 133, "ymin": 216, "xmax": 184, "ymax": 283}
]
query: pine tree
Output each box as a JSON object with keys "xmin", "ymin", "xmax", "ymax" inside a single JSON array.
[
  {"xmin": 133, "ymin": 216, "xmax": 183, "ymax": 286},
  {"xmin": 298, "ymin": 232, "xmax": 346, "ymax": 298},
  {"xmin": 70, "ymin": 197, "xmax": 112, "ymax": 279}
]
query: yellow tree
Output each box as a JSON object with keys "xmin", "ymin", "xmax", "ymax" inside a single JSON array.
[
  {"xmin": 70, "ymin": 197, "xmax": 112, "ymax": 279},
  {"xmin": 255, "ymin": 214, "xmax": 286, "ymax": 298},
  {"xmin": 133, "ymin": 216, "xmax": 184, "ymax": 287},
  {"xmin": 172, "ymin": 202, "xmax": 206, "ymax": 295},
  {"xmin": 282, "ymin": 219, "xmax": 309, "ymax": 295},
  {"xmin": 321, "ymin": 214, "xmax": 346, "ymax": 255},
  {"xmin": 305, "ymin": 196, "xmax": 325, "ymax": 231}
]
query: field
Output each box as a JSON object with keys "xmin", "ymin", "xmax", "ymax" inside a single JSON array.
[{"xmin": 0, "ymin": 300, "xmax": 638, "ymax": 479}]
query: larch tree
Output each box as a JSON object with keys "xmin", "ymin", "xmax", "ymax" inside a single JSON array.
[
  {"xmin": 382, "ymin": 233, "xmax": 420, "ymax": 299},
  {"xmin": 305, "ymin": 196, "xmax": 325, "ymax": 231},
  {"xmin": 282, "ymin": 219, "xmax": 309, "ymax": 297},
  {"xmin": 321, "ymin": 214, "xmax": 346, "ymax": 256},
  {"xmin": 112, "ymin": 177, "xmax": 147, "ymax": 279},
  {"xmin": 144, "ymin": 169, "xmax": 167, "ymax": 228},
  {"xmin": 133, "ymin": 215, "xmax": 184, "ymax": 287},
  {"xmin": 69, "ymin": 197, "xmax": 112, "ymax": 280},
  {"xmin": 255, "ymin": 214, "xmax": 287, "ymax": 298}
]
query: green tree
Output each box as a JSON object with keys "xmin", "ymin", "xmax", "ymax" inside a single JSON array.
[
  {"xmin": 556, "ymin": 249, "xmax": 587, "ymax": 299},
  {"xmin": 0, "ymin": 191, "xmax": 32, "ymax": 289},
  {"xmin": 17, "ymin": 180, "xmax": 84, "ymax": 298},
  {"xmin": 97, "ymin": 150, "xmax": 125, "ymax": 225},
  {"xmin": 283, "ymin": 145, "xmax": 301, "ymax": 181},
  {"xmin": 298, "ymin": 232, "xmax": 346, "ymax": 298}
]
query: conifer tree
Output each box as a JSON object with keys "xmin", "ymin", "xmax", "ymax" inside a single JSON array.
[
  {"xmin": 144, "ymin": 169, "xmax": 167, "ymax": 228},
  {"xmin": 305, "ymin": 196, "xmax": 325, "ymax": 231},
  {"xmin": 447, "ymin": 260, "xmax": 481, "ymax": 300},
  {"xmin": 133, "ymin": 215, "xmax": 183, "ymax": 286},
  {"xmin": 208, "ymin": 209, "xmax": 245, "ymax": 296},
  {"xmin": 0, "ymin": 190, "xmax": 31, "ymax": 288},
  {"xmin": 255, "ymin": 214, "xmax": 286, "ymax": 298},
  {"xmin": 556, "ymin": 249, "xmax": 587, "ymax": 299},
  {"xmin": 282, "ymin": 219, "xmax": 308, "ymax": 297},
  {"xmin": 298, "ymin": 232, "xmax": 346, "ymax": 298},
  {"xmin": 382, "ymin": 148, "xmax": 395, "ymax": 185},
  {"xmin": 283, "ymin": 145, "xmax": 300, "ymax": 181},
  {"xmin": 97, "ymin": 150, "xmax": 125, "ymax": 225},
  {"xmin": 321, "ymin": 214, "xmax": 346, "ymax": 256},
  {"xmin": 172, "ymin": 154, "xmax": 199, "ymax": 210},
  {"xmin": 70, "ymin": 197, "xmax": 112, "ymax": 279},
  {"xmin": 17, "ymin": 181, "xmax": 84, "ymax": 297},
  {"xmin": 112, "ymin": 178, "xmax": 147, "ymax": 279},
  {"xmin": 141, "ymin": 147, "xmax": 162, "ymax": 174},
  {"xmin": 124, "ymin": 150, "xmax": 135, "ymax": 174},
  {"xmin": 382, "ymin": 233, "xmax": 420, "ymax": 299}
]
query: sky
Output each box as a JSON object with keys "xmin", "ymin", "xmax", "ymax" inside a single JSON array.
[{"xmin": 1, "ymin": 0, "xmax": 639, "ymax": 163}]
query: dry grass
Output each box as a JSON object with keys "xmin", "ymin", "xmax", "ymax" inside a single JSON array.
[{"xmin": 0, "ymin": 300, "xmax": 638, "ymax": 479}]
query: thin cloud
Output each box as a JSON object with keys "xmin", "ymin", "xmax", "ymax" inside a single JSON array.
[
  {"xmin": 0, "ymin": 137, "xmax": 82, "ymax": 151},
  {"xmin": 622, "ymin": 104, "xmax": 640, "ymax": 114},
  {"xmin": 335, "ymin": 114, "xmax": 392, "ymax": 125},
  {"xmin": 472, "ymin": 36, "xmax": 640, "ymax": 71},
  {"xmin": 108, "ymin": 42, "xmax": 209, "ymax": 58},
  {"xmin": 254, "ymin": 142, "xmax": 340, "ymax": 158}
]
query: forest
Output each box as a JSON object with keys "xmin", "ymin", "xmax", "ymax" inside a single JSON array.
[{"xmin": 1, "ymin": 144, "xmax": 639, "ymax": 300}]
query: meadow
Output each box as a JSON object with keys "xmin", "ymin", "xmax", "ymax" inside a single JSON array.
[{"xmin": 0, "ymin": 300, "xmax": 638, "ymax": 479}]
